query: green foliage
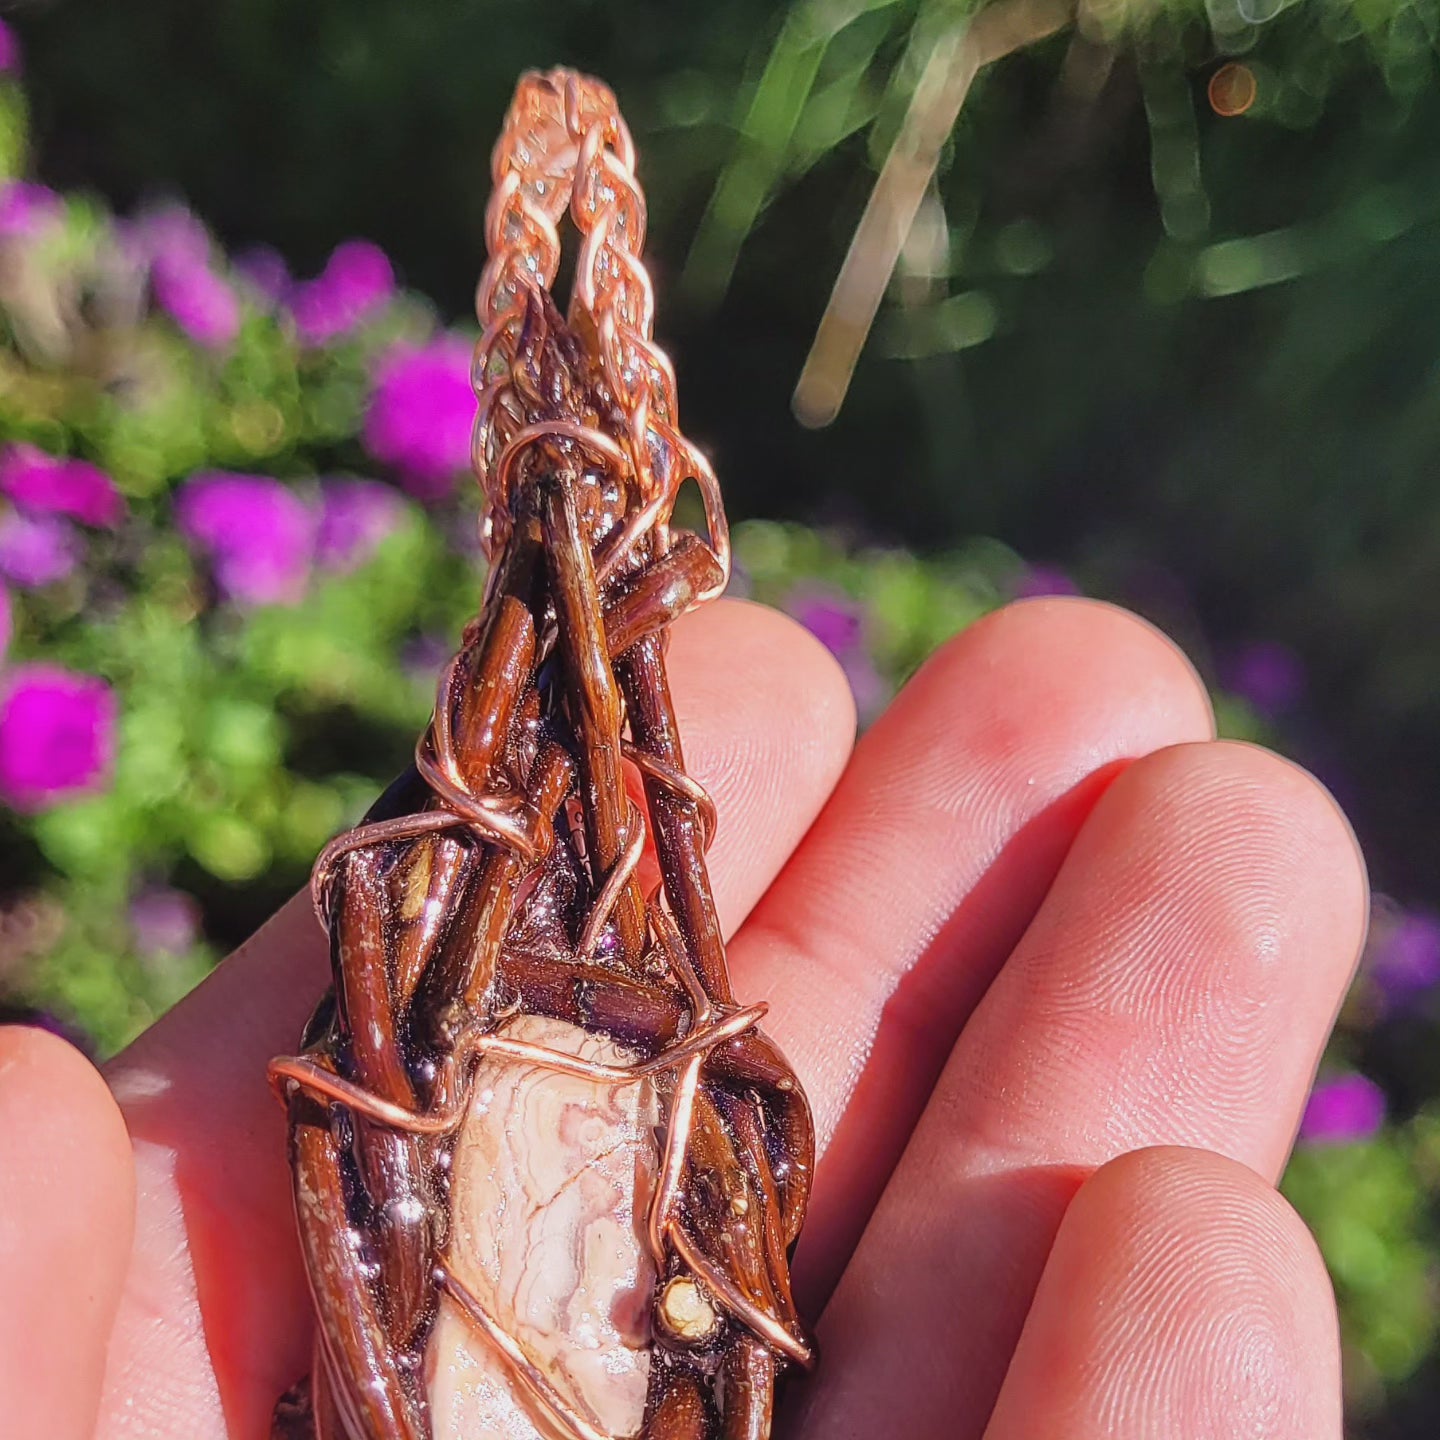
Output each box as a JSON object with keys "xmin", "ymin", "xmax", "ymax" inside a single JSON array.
[
  {"xmin": 1285, "ymin": 1119, "xmax": 1440, "ymax": 1410},
  {"xmin": 737, "ymin": 516, "xmax": 1017, "ymax": 675},
  {"xmin": 7, "ymin": 515, "xmax": 479, "ymax": 1053}
]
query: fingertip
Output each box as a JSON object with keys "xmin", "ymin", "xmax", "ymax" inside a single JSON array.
[
  {"xmin": 1080, "ymin": 1144, "xmax": 1330, "ymax": 1284},
  {"xmin": 671, "ymin": 596, "xmax": 858, "ymax": 753},
  {"xmin": 1078, "ymin": 1145, "xmax": 1342, "ymax": 1407},
  {"xmin": 1100, "ymin": 738, "xmax": 1370, "ymax": 989},
  {"xmin": 1196, "ymin": 737, "xmax": 1370, "ymax": 948},
  {"xmin": 669, "ymin": 598, "xmax": 856, "ymax": 932},
  {"xmin": 987, "ymin": 1144, "xmax": 1341, "ymax": 1440},
  {"xmin": 955, "ymin": 597, "xmax": 1217, "ymax": 747},
  {"xmin": 0, "ymin": 1020, "xmax": 134, "ymax": 1189},
  {"xmin": 867, "ymin": 595, "xmax": 1217, "ymax": 828},
  {"xmin": 0, "ymin": 1023, "xmax": 135, "ymax": 1440}
]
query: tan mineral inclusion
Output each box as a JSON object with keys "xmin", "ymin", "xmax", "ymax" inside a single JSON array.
[
  {"xmin": 656, "ymin": 1277, "xmax": 719, "ymax": 1345},
  {"xmin": 426, "ymin": 1013, "xmax": 661, "ymax": 1439}
]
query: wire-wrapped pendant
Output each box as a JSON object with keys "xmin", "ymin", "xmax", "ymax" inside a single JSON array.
[{"xmin": 269, "ymin": 67, "xmax": 816, "ymax": 1440}]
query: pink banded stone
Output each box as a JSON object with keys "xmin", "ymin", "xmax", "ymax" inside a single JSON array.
[{"xmin": 426, "ymin": 1013, "xmax": 660, "ymax": 1439}]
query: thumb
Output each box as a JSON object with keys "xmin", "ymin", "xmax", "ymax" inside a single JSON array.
[{"xmin": 0, "ymin": 1023, "xmax": 135, "ymax": 1440}]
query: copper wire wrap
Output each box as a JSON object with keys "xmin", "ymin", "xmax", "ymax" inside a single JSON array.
[
  {"xmin": 270, "ymin": 67, "xmax": 815, "ymax": 1440},
  {"xmin": 473, "ymin": 69, "xmax": 730, "ymax": 599}
]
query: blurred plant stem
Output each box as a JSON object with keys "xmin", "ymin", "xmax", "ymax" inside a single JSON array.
[{"xmin": 794, "ymin": 0, "xmax": 1073, "ymax": 427}]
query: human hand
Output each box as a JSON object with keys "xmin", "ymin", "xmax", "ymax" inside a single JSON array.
[{"xmin": 0, "ymin": 597, "xmax": 1364, "ymax": 1439}]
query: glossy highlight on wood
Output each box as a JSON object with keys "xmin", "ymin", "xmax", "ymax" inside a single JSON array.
[{"xmin": 269, "ymin": 67, "xmax": 816, "ymax": 1440}]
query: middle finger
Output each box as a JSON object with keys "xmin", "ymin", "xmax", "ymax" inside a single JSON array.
[{"xmin": 727, "ymin": 597, "xmax": 1215, "ymax": 1303}]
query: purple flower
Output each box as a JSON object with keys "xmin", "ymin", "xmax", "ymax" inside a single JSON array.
[
  {"xmin": 363, "ymin": 337, "xmax": 477, "ymax": 500},
  {"xmin": 291, "ymin": 240, "xmax": 395, "ymax": 345},
  {"xmin": 0, "ymin": 444, "xmax": 124, "ymax": 527},
  {"xmin": 841, "ymin": 649, "xmax": 891, "ymax": 727},
  {"xmin": 402, "ymin": 632, "xmax": 454, "ymax": 686},
  {"xmin": 0, "ymin": 182, "xmax": 60, "ymax": 240},
  {"xmin": 1223, "ymin": 640, "xmax": 1305, "ymax": 718},
  {"xmin": 127, "ymin": 204, "xmax": 210, "ymax": 269},
  {"xmin": 153, "ymin": 254, "xmax": 240, "ymax": 349},
  {"xmin": 1299, "ymin": 1074, "xmax": 1385, "ymax": 1145},
  {"xmin": 124, "ymin": 206, "xmax": 240, "ymax": 348},
  {"xmin": 0, "ymin": 19, "xmax": 22, "ymax": 75},
  {"xmin": 785, "ymin": 588, "xmax": 891, "ymax": 721},
  {"xmin": 234, "ymin": 245, "xmax": 292, "ymax": 306},
  {"xmin": 129, "ymin": 886, "xmax": 201, "ymax": 957},
  {"xmin": 0, "ymin": 511, "xmax": 80, "ymax": 588},
  {"xmin": 316, "ymin": 479, "xmax": 406, "ymax": 572},
  {"xmin": 788, "ymin": 589, "xmax": 864, "ymax": 657},
  {"xmin": 1015, "ymin": 563, "xmax": 1081, "ymax": 600},
  {"xmin": 0, "ymin": 663, "xmax": 117, "ymax": 812},
  {"xmin": 1366, "ymin": 903, "xmax": 1440, "ymax": 1011},
  {"xmin": 176, "ymin": 472, "xmax": 316, "ymax": 606}
]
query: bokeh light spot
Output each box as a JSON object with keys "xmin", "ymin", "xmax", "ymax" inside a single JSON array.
[{"xmin": 1208, "ymin": 62, "xmax": 1257, "ymax": 117}]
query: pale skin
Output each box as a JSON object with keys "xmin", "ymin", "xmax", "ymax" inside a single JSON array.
[{"xmin": 0, "ymin": 595, "xmax": 1365, "ymax": 1440}]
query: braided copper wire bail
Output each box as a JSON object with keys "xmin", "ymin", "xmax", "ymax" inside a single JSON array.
[{"xmin": 471, "ymin": 67, "xmax": 729, "ymax": 600}]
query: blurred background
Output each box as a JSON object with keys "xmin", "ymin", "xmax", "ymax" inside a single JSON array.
[{"xmin": 0, "ymin": 0, "xmax": 1436, "ymax": 1431}]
